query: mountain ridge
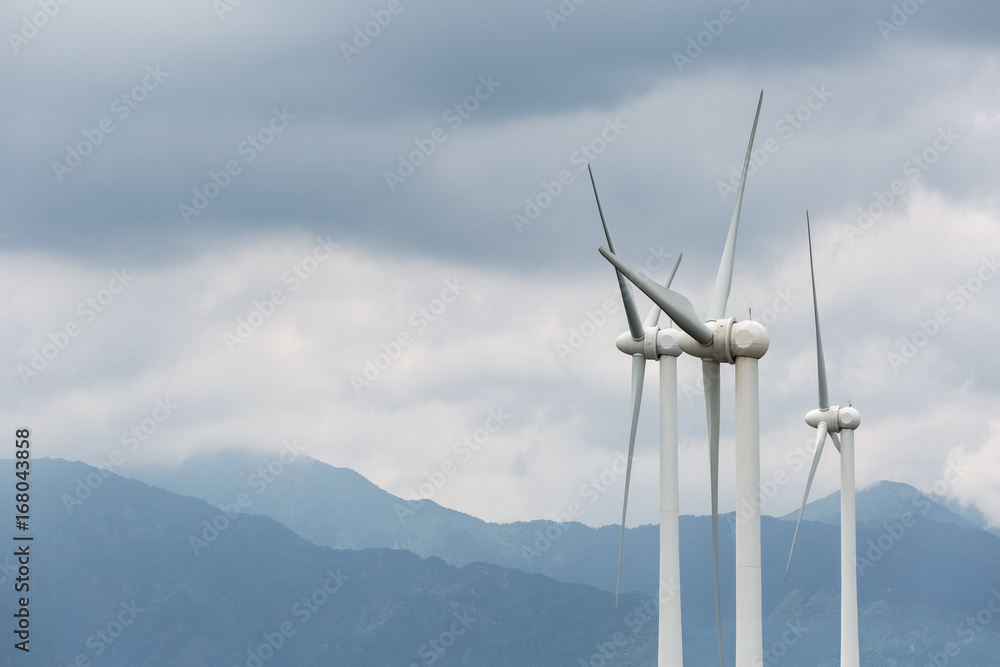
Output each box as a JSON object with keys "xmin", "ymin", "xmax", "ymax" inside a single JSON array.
[
  {"xmin": 10, "ymin": 455, "xmax": 1000, "ymax": 666},
  {"xmin": 8, "ymin": 457, "xmax": 659, "ymax": 666},
  {"xmin": 120, "ymin": 449, "xmax": 995, "ymax": 596}
]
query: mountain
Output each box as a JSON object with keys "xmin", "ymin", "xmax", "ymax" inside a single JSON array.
[
  {"xmin": 778, "ymin": 479, "xmax": 989, "ymax": 532},
  {"xmin": 123, "ymin": 448, "xmax": 657, "ymax": 595},
  {"xmin": 2, "ymin": 458, "xmax": 658, "ymax": 666},
  {"xmin": 120, "ymin": 449, "xmax": 1000, "ymax": 666}
]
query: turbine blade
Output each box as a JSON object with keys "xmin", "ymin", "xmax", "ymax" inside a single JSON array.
[
  {"xmin": 642, "ymin": 252, "xmax": 683, "ymax": 328},
  {"xmin": 703, "ymin": 359, "xmax": 724, "ymax": 667},
  {"xmin": 785, "ymin": 421, "xmax": 829, "ymax": 577},
  {"xmin": 599, "ymin": 247, "xmax": 713, "ymax": 345},
  {"xmin": 615, "ymin": 353, "xmax": 646, "ymax": 606},
  {"xmin": 807, "ymin": 212, "xmax": 829, "ymax": 410},
  {"xmin": 830, "ymin": 429, "xmax": 842, "ymax": 454},
  {"xmin": 589, "ymin": 165, "xmax": 644, "ymax": 340},
  {"xmin": 707, "ymin": 90, "xmax": 763, "ymax": 320},
  {"xmin": 643, "ymin": 304, "xmax": 661, "ymax": 330}
]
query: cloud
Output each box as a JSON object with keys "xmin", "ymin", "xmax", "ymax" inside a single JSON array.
[{"xmin": 2, "ymin": 0, "xmax": 999, "ymax": 529}]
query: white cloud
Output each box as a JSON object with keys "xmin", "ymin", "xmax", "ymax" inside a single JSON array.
[
  {"xmin": 4, "ymin": 177, "xmax": 997, "ymax": 529},
  {"xmin": 3, "ymin": 2, "xmax": 1000, "ymax": 533}
]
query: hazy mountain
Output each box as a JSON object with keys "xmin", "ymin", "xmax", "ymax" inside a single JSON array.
[
  {"xmin": 124, "ymin": 451, "xmax": 995, "ymax": 589},
  {"xmin": 3, "ymin": 458, "xmax": 658, "ymax": 666},
  {"xmin": 119, "ymin": 449, "xmax": 1000, "ymax": 666},
  {"xmin": 124, "ymin": 448, "xmax": 655, "ymax": 594},
  {"xmin": 778, "ymin": 479, "xmax": 988, "ymax": 532}
]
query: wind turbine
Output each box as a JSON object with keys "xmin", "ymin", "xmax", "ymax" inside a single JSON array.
[
  {"xmin": 598, "ymin": 91, "xmax": 767, "ymax": 667},
  {"xmin": 785, "ymin": 212, "xmax": 861, "ymax": 667},
  {"xmin": 588, "ymin": 164, "xmax": 685, "ymax": 667}
]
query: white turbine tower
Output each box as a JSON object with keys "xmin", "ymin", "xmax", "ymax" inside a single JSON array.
[
  {"xmin": 588, "ymin": 164, "xmax": 685, "ymax": 667},
  {"xmin": 785, "ymin": 213, "xmax": 861, "ymax": 667},
  {"xmin": 598, "ymin": 91, "xmax": 766, "ymax": 667}
]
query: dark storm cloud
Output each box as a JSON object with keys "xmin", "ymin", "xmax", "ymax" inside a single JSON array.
[{"xmin": 1, "ymin": 0, "xmax": 997, "ymax": 268}]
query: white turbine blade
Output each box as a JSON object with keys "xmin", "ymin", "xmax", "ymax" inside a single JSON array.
[
  {"xmin": 599, "ymin": 247, "xmax": 713, "ymax": 345},
  {"xmin": 642, "ymin": 253, "xmax": 683, "ymax": 328},
  {"xmin": 707, "ymin": 90, "xmax": 763, "ymax": 320},
  {"xmin": 785, "ymin": 421, "xmax": 829, "ymax": 578},
  {"xmin": 589, "ymin": 165, "xmax": 644, "ymax": 340},
  {"xmin": 830, "ymin": 429, "xmax": 842, "ymax": 454},
  {"xmin": 703, "ymin": 359, "xmax": 725, "ymax": 667},
  {"xmin": 643, "ymin": 304, "xmax": 661, "ymax": 330},
  {"xmin": 666, "ymin": 252, "xmax": 683, "ymax": 288},
  {"xmin": 615, "ymin": 353, "xmax": 647, "ymax": 606},
  {"xmin": 806, "ymin": 212, "xmax": 829, "ymax": 410}
]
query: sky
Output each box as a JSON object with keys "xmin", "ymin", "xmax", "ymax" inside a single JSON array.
[{"xmin": 3, "ymin": 0, "xmax": 999, "ymax": 530}]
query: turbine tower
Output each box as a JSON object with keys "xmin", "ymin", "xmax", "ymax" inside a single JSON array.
[
  {"xmin": 588, "ymin": 164, "xmax": 685, "ymax": 667},
  {"xmin": 785, "ymin": 212, "xmax": 861, "ymax": 667},
  {"xmin": 598, "ymin": 91, "xmax": 766, "ymax": 667}
]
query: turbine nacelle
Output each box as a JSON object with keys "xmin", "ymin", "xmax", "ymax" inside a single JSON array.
[
  {"xmin": 614, "ymin": 327, "xmax": 682, "ymax": 359},
  {"xmin": 676, "ymin": 318, "xmax": 770, "ymax": 363},
  {"xmin": 805, "ymin": 405, "xmax": 861, "ymax": 432}
]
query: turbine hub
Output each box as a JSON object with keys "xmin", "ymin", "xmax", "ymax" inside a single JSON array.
[
  {"xmin": 805, "ymin": 407, "xmax": 834, "ymax": 430},
  {"xmin": 804, "ymin": 405, "xmax": 861, "ymax": 432},
  {"xmin": 615, "ymin": 331, "xmax": 642, "ymax": 356},
  {"xmin": 615, "ymin": 327, "xmax": 682, "ymax": 358}
]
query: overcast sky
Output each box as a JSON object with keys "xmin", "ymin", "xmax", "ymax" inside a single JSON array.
[{"xmin": 3, "ymin": 0, "xmax": 999, "ymax": 529}]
